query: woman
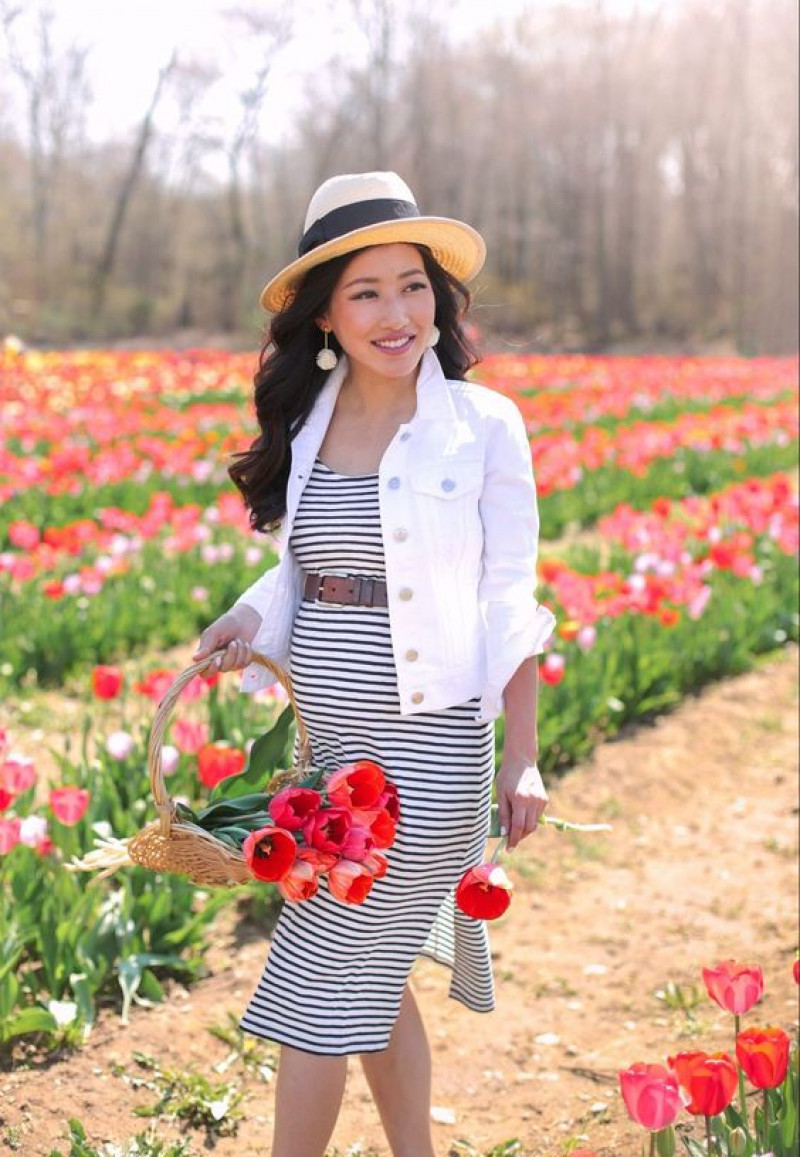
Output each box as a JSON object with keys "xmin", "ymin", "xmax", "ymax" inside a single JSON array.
[{"xmin": 193, "ymin": 171, "xmax": 556, "ymax": 1157}]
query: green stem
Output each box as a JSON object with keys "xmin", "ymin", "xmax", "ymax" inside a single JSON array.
[
  {"xmin": 705, "ymin": 1115, "xmax": 713, "ymax": 1155},
  {"xmin": 489, "ymin": 836, "xmax": 507, "ymax": 864},
  {"xmin": 734, "ymin": 1013, "xmax": 747, "ymax": 1128},
  {"xmin": 649, "ymin": 1132, "xmax": 656, "ymax": 1157},
  {"xmin": 761, "ymin": 1087, "xmax": 768, "ymax": 1149}
]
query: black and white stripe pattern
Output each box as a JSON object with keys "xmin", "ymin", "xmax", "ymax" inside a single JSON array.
[{"xmin": 239, "ymin": 459, "xmax": 497, "ymax": 1056}]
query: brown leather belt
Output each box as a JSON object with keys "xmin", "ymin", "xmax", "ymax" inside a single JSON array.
[{"xmin": 302, "ymin": 570, "xmax": 389, "ymax": 608}]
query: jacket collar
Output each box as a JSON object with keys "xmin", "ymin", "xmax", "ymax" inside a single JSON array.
[{"xmin": 294, "ymin": 346, "xmax": 457, "ymax": 455}]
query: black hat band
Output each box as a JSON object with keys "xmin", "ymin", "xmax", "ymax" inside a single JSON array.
[{"xmin": 298, "ymin": 197, "xmax": 420, "ymax": 257}]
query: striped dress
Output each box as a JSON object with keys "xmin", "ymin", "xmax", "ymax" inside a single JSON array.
[{"xmin": 239, "ymin": 458, "xmax": 496, "ymax": 1055}]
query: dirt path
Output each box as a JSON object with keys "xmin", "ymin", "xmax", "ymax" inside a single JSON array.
[{"xmin": 2, "ymin": 645, "xmax": 797, "ymax": 1156}]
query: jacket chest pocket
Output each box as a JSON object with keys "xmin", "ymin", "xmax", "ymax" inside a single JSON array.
[{"xmin": 408, "ymin": 459, "xmax": 484, "ymax": 557}]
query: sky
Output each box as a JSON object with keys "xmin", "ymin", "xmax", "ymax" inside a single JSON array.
[
  {"xmin": 2, "ymin": 0, "xmax": 663, "ymax": 180},
  {"xmin": 4, "ymin": 0, "xmax": 539, "ymax": 144}
]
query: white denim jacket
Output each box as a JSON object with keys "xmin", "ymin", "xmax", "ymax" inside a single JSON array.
[{"xmin": 232, "ymin": 347, "xmax": 556, "ymax": 723}]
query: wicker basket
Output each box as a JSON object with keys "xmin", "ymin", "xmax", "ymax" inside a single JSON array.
[{"xmin": 71, "ymin": 649, "xmax": 313, "ymax": 886}]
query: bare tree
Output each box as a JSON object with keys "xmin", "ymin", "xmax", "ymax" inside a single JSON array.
[
  {"xmin": 1, "ymin": 1, "xmax": 90, "ymax": 309},
  {"xmin": 90, "ymin": 53, "xmax": 177, "ymax": 319}
]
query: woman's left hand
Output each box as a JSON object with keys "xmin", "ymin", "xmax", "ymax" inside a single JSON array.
[{"xmin": 495, "ymin": 760, "xmax": 549, "ymax": 850}]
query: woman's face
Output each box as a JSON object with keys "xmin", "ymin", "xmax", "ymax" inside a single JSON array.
[{"xmin": 319, "ymin": 243, "xmax": 437, "ymax": 385}]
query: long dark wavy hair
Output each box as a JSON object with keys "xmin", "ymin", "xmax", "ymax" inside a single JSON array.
[{"xmin": 228, "ymin": 244, "xmax": 480, "ymax": 534}]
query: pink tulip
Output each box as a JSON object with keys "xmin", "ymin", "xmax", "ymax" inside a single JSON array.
[
  {"xmin": 50, "ymin": 787, "xmax": 91, "ymax": 826},
  {"xmin": 362, "ymin": 849, "xmax": 389, "ymax": 878},
  {"xmin": 0, "ymin": 756, "xmax": 36, "ymax": 795},
  {"xmin": 160, "ymin": 745, "xmax": 180, "ymax": 776},
  {"xmin": 576, "ymin": 625, "xmax": 597, "ymax": 651},
  {"xmin": 702, "ymin": 961, "xmax": 764, "ymax": 1015},
  {"xmin": 340, "ymin": 823, "xmax": 375, "ymax": 862},
  {"xmin": 106, "ymin": 730, "xmax": 135, "ymax": 761},
  {"xmin": 618, "ymin": 1062, "xmax": 684, "ymax": 1132},
  {"xmin": 172, "ymin": 719, "xmax": 209, "ymax": 755},
  {"xmin": 0, "ymin": 817, "xmax": 22, "ymax": 855},
  {"xmin": 268, "ymin": 787, "xmax": 323, "ymax": 831},
  {"xmin": 303, "ymin": 806, "xmax": 353, "ymax": 855}
]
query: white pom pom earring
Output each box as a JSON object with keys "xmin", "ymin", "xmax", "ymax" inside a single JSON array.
[
  {"xmin": 427, "ymin": 325, "xmax": 441, "ymax": 348},
  {"xmin": 316, "ymin": 327, "xmax": 339, "ymax": 371}
]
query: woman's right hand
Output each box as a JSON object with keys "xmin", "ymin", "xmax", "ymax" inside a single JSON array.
[{"xmin": 192, "ymin": 605, "xmax": 262, "ymax": 673}]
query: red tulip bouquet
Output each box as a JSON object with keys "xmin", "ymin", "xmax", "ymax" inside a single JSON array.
[
  {"xmin": 455, "ymin": 804, "xmax": 613, "ymax": 920},
  {"xmin": 175, "ymin": 758, "xmax": 400, "ymax": 906}
]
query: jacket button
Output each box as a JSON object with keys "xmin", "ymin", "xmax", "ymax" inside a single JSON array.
[
  {"xmin": 393, "ymin": 527, "xmax": 409, "ymax": 542},
  {"xmin": 405, "ymin": 649, "xmax": 419, "ymax": 662},
  {"xmin": 411, "ymin": 691, "xmax": 424, "ymax": 704},
  {"xmin": 398, "ymin": 587, "xmax": 413, "ymax": 601},
  {"xmin": 441, "ymin": 478, "xmax": 456, "ymax": 492},
  {"xmin": 399, "ymin": 431, "xmax": 411, "ymax": 442},
  {"xmin": 388, "ymin": 476, "xmax": 401, "ymax": 489}
]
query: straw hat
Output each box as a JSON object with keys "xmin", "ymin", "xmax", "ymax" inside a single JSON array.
[{"xmin": 260, "ymin": 171, "xmax": 487, "ymax": 313}]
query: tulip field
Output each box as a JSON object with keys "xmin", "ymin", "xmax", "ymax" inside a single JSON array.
[{"xmin": 0, "ymin": 345, "xmax": 798, "ymax": 1156}]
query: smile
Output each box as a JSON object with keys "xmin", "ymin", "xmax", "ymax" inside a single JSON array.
[{"xmin": 372, "ymin": 335, "xmax": 416, "ymax": 353}]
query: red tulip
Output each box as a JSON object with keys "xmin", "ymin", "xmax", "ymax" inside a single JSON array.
[
  {"xmin": 0, "ymin": 817, "xmax": 22, "ymax": 855},
  {"xmin": 50, "ymin": 787, "xmax": 91, "ymax": 826},
  {"xmin": 375, "ymin": 782, "xmax": 400, "ymax": 821},
  {"xmin": 736, "ymin": 1026, "xmax": 791, "ymax": 1089},
  {"xmin": 303, "ymin": 806, "xmax": 353, "ymax": 854},
  {"xmin": 326, "ymin": 761, "xmax": 386, "ymax": 810},
  {"xmin": 793, "ymin": 957, "xmax": 799, "ymax": 985},
  {"xmin": 328, "ymin": 859, "xmax": 375, "ymax": 904},
  {"xmin": 354, "ymin": 805, "xmax": 396, "ymax": 849},
  {"xmin": 268, "ymin": 786, "xmax": 323, "ymax": 831},
  {"xmin": 133, "ymin": 668, "xmax": 176, "ymax": 702},
  {"xmin": 619, "ymin": 1062, "xmax": 684, "ymax": 1132},
  {"xmin": 0, "ymin": 788, "xmax": 12, "ymax": 811},
  {"xmin": 667, "ymin": 1050, "xmax": 738, "ymax": 1116},
  {"xmin": 242, "ymin": 825, "xmax": 296, "ymax": 883},
  {"xmin": 277, "ymin": 856, "xmax": 320, "ymax": 902},
  {"xmin": 702, "ymin": 960, "xmax": 764, "ymax": 1014},
  {"xmin": 540, "ymin": 653, "xmax": 566, "ymax": 685},
  {"xmin": 91, "ymin": 664, "xmax": 124, "ymax": 700},
  {"xmin": 455, "ymin": 863, "xmax": 514, "ymax": 920},
  {"xmin": 196, "ymin": 743, "xmax": 246, "ymax": 789}
]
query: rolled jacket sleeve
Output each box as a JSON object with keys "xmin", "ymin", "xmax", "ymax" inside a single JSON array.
[
  {"xmin": 233, "ymin": 563, "xmax": 279, "ymax": 624},
  {"xmin": 476, "ymin": 397, "xmax": 556, "ymax": 723}
]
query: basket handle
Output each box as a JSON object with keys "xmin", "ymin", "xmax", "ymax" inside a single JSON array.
[{"xmin": 146, "ymin": 649, "xmax": 312, "ymax": 836}]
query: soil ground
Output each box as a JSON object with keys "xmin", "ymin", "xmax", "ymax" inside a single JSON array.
[{"xmin": 1, "ymin": 644, "xmax": 798, "ymax": 1156}]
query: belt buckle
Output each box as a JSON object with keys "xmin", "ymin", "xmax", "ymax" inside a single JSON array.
[{"xmin": 319, "ymin": 575, "xmax": 359, "ymax": 604}]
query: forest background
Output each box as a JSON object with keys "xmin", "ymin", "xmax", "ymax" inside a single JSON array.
[{"xmin": 0, "ymin": 0, "xmax": 798, "ymax": 356}]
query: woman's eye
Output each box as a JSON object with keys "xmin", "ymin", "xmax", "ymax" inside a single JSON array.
[{"xmin": 404, "ymin": 281, "xmax": 429, "ymax": 292}]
